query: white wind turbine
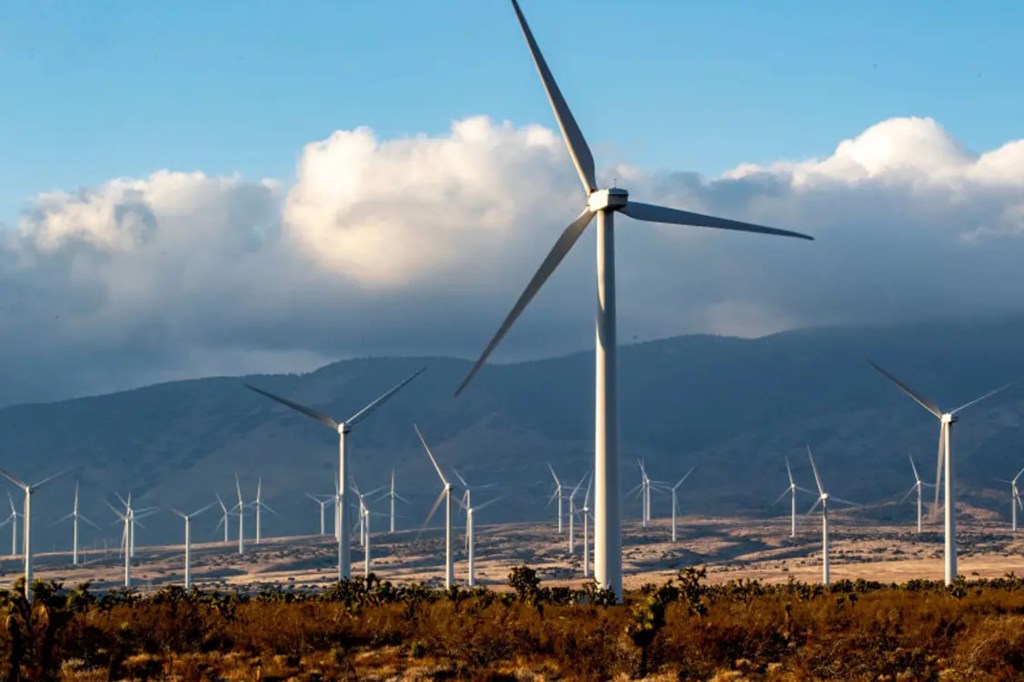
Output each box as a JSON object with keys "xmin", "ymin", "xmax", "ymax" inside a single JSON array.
[
  {"xmin": 806, "ymin": 446, "xmax": 856, "ymax": 586},
  {"xmin": 0, "ymin": 494, "xmax": 18, "ymax": 557},
  {"xmin": 107, "ymin": 494, "xmax": 135, "ymax": 588},
  {"xmin": 637, "ymin": 460, "xmax": 653, "ymax": 526},
  {"xmin": 669, "ymin": 468, "xmax": 695, "ymax": 542},
  {"xmin": 995, "ymin": 466, "xmax": 1024, "ymax": 532},
  {"xmin": 567, "ymin": 476, "xmax": 585, "ymax": 554},
  {"xmin": 461, "ymin": 495, "xmax": 502, "ymax": 587},
  {"xmin": 215, "ymin": 494, "xmax": 231, "ymax": 544},
  {"xmin": 454, "ymin": 0, "xmax": 813, "ymax": 598},
  {"xmin": 546, "ymin": 463, "xmax": 564, "ymax": 533},
  {"xmin": 387, "ymin": 469, "xmax": 410, "ymax": 534},
  {"xmin": 870, "ymin": 360, "xmax": 1021, "ymax": 585},
  {"xmin": 351, "ymin": 479, "xmax": 385, "ymax": 548},
  {"xmin": 580, "ymin": 476, "xmax": 592, "ymax": 577},
  {"xmin": 901, "ymin": 454, "xmax": 935, "ymax": 534},
  {"xmin": 54, "ymin": 482, "xmax": 99, "ymax": 565},
  {"xmin": 247, "ymin": 366, "xmax": 426, "ymax": 580},
  {"xmin": 306, "ymin": 493, "xmax": 334, "ymax": 536},
  {"xmin": 0, "ymin": 467, "xmax": 71, "ymax": 599},
  {"xmin": 415, "ymin": 424, "xmax": 455, "ymax": 589},
  {"xmin": 171, "ymin": 502, "xmax": 216, "ymax": 589},
  {"xmin": 252, "ymin": 478, "xmax": 275, "ymax": 545},
  {"xmin": 233, "ymin": 475, "xmax": 245, "ymax": 555},
  {"xmin": 773, "ymin": 458, "xmax": 813, "ymax": 539}
]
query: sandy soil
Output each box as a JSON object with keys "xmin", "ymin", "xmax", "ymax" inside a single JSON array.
[{"xmin": 8, "ymin": 504, "xmax": 1024, "ymax": 593}]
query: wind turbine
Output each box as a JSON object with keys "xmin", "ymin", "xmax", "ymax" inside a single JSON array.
[
  {"xmin": 0, "ymin": 467, "xmax": 70, "ymax": 599},
  {"xmin": 215, "ymin": 494, "xmax": 230, "ymax": 543},
  {"xmin": 107, "ymin": 495, "xmax": 135, "ymax": 588},
  {"xmin": 902, "ymin": 454, "xmax": 935, "ymax": 534},
  {"xmin": 415, "ymin": 424, "xmax": 455, "ymax": 589},
  {"xmin": 1, "ymin": 493, "xmax": 18, "ymax": 556},
  {"xmin": 387, "ymin": 469, "xmax": 409, "ymax": 534},
  {"xmin": 54, "ymin": 482, "xmax": 99, "ymax": 565},
  {"xmin": 581, "ymin": 475, "xmax": 592, "ymax": 577},
  {"xmin": 246, "ymin": 366, "xmax": 426, "ymax": 580},
  {"xmin": 773, "ymin": 459, "xmax": 813, "ymax": 539},
  {"xmin": 252, "ymin": 478, "xmax": 275, "ymax": 544},
  {"xmin": 461, "ymin": 496, "xmax": 502, "ymax": 587},
  {"xmin": 870, "ymin": 360, "xmax": 1021, "ymax": 585},
  {"xmin": 546, "ymin": 463, "xmax": 564, "ymax": 533},
  {"xmin": 806, "ymin": 446, "xmax": 856, "ymax": 586},
  {"xmin": 351, "ymin": 479, "xmax": 384, "ymax": 548},
  {"xmin": 454, "ymin": 0, "xmax": 812, "ymax": 598},
  {"xmin": 995, "ymin": 466, "xmax": 1024, "ymax": 532},
  {"xmin": 234, "ymin": 474, "xmax": 245, "ymax": 555},
  {"xmin": 306, "ymin": 493, "xmax": 334, "ymax": 535},
  {"xmin": 669, "ymin": 468, "xmax": 695, "ymax": 542},
  {"xmin": 567, "ymin": 476, "xmax": 585, "ymax": 554},
  {"xmin": 171, "ymin": 502, "xmax": 216, "ymax": 589}
]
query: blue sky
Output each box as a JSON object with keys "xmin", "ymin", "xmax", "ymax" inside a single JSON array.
[{"xmin": 2, "ymin": 1, "xmax": 1022, "ymax": 224}]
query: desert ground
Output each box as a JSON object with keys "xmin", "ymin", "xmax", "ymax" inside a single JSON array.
[{"xmin": 8, "ymin": 503, "xmax": 1024, "ymax": 594}]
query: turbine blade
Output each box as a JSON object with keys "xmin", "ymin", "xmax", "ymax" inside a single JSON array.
[
  {"xmin": 909, "ymin": 454, "xmax": 921, "ymax": 483},
  {"xmin": 950, "ymin": 378, "xmax": 1023, "ymax": 415},
  {"xmin": 773, "ymin": 488, "xmax": 791, "ymax": 506},
  {"xmin": 1014, "ymin": 466, "xmax": 1024, "ymax": 485},
  {"xmin": 795, "ymin": 486, "xmax": 817, "ymax": 496},
  {"xmin": 452, "ymin": 468, "xmax": 470, "ymax": 489},
  {"xmin": 0, "ymin": 468, "xmax": 27, "ymax": 490},
  {"xmin": 806, "ymin": 445, "xmax": 825, "ymax": 496},
  {"xmin": 785, "ymin": 457, "xmax": 794, "ymax": 487},
  {"xmin": 455, "ymin": 209, "xmax": 595, "ymax": 395},
  {"xmin": 899, "ymin": 484, "xmax": 917, "ymax": 504},
  {"xmin": 831, "ymin": 497, "xmax": 860, "ymax": 507},
  {"xmin": 509, "ymin": 0, "xmax": 596, "ymax": 193},
  {"xmin": 474, "ymin": 495, "xmax": 504, "ymax": 513},
  {"xmin": 346, "ymin": 366, "xmax": 427, "ymax": 427},
  {"xmin": 79, "ymin": 514, "xmax": 101, "ymax": 531},
  {"xmin": 414, "ymin": 424, "xmax": 449, "ymax": 486},
  {"xmin": 418, "ymin": 489, "xmax": 447, "ymax": 539},
  {"xmin": 33, "ymin": 466, "xmax": 75, "ymax": 490},
  {"xmin": 807, "ymin": 498, "xmax": 822, "ymax": 515},
  {"xmin": 245, "ymin": 383, "xmax": 339, "ymax": 430},
  {"xmin": 674, "ymin": 468, "xmax": 695, "ymax": 491},
  {"xmin": 867, "ymin": 360, "xmax": 943, "ymax": 418},
  {"xmin": 621, "ymin": 201, "xmax": 813, "ymax": 241},
  {"xmin": 191, "ymin": 501, "xmax": 217, "ymax": 517},
  {"xmin": 547, "ymin": 462, "xmax": 561, "ymax": 487}
]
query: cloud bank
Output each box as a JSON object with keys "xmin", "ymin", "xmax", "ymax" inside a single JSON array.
[{"xmin": 2, "ymin": 115, "xmax": 1024, "ymax": 405}]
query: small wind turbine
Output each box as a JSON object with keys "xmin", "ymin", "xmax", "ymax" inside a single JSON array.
[
  {"xmin": 669, "ymin": 468, "xmax": 695, "ymax": 542},
  {"xmin": 0, "ymin": 466, "xmax": 71, "ymax": 599},
  {"xmin": 901, "ymin": 454, "xmax": 935, "ymax": 534},
  {"xmin": 773, "ymin": 458, "xmax": 813, "ymax": 539},
  {"xmin": 107, "ymin": 495, "xmax": 135, "ymax": 588},
  {"xmin": 546, "ymin": 463, "xmax": 564, "ymax": 533},
  {"xmin": 415, "ymin": 424, "xmax": 455, "ymax": 589},
  {"xmin": 246, "ymin": 366, "xmax": 426, "ymax": 580},
  {"xmin": 567, "ymin": 477, "xmax": 584, "ymax": 554},
  {"xmin": 995, "ymin": 466, "xmax": 1024, "ymax": 532},
  {"xmin": 581, "ymin": 476, "xmax": 592, "ymax": 577},
  {"xmin": 351, "ymin": 479, "xmax": 384, "ymax": 548},
  {"xmin": 461, "ymin": 496, "xmax": 502, "ymax": 587},
  {"xmin": 306, "ymin": 493, "xmax": 334, "ymax": 535},
  {"xmin": 454, "ymin": 0, "xmax": 813, "ymax": 598},
  {"xmin": 234, "ymin": 474, "xmax": 245, "ymax": 555},
  {"xmin": 171, "ymin": 502, "xmax": 216, "ymax": 589},
  {"xmin": 215, "ymin": 494, "xmax": 230, "ymax": 543},
  {"xmin": 387, "ymin": 469, "xmax": 409, "ymax": 534},
  {"xmin": 0, "ymin": 494, "xmax": 18, "ymax": 557},
  {"xmin": 53, "ymin": 482, "xmax": 99, "ymax": 565},
  {"xmin": 806, "ymin": 446, "xmax": 856, "ymax": 586},
  {"xmin": 870, "ymin": 360, "xmax": 1021, "ymax": 585},
  {"xmin": 251, "ymin": 478, "xmax": 275, "ymax": 544}
]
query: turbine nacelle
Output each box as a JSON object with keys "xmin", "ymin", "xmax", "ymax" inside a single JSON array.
[
  {"xmin": 941, "ymin": 413, "xmax": 957, "ymax": 425},
  {"xmin": 586, "ymin": 188, "xmax": 629, "ymax": 212},
  {"xmin": 338, "ymin": 422, "xmax": 351, "ymax": 435}
]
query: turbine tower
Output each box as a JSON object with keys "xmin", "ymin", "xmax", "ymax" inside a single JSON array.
[
  {"xmin": 215, "ymin": 494, "xmax": 230, "ymax": 544},
  {"xmin": 581, "ymin": 476, "xmax": 592, "ymax": 577},
  {"xmin": 670, "ymin": 468, "xmax": 695, "ymax": 542},
  {"xmin": 252, "ymin": 478, "xmax": 275, "ymax": 544},
  {"xmin": 461, "ymin": 496, "xmax": 501, "ymax": 587},
  {"xmin": 234, "ymin": 474, "xmax": 245, "ymax": 555},
  {"xmin": 108, "ymin": 495, "xmax": 135, "ymax": 588},
  {"xmin": 806, "ymin": 446, "xmax": 856, "ymax": 586},
  {"xmin": 54, "ymin": 482, "xmax": 99, "ymax": 565},
  {"xmin": 172, "ymin": 502, "xmax": 215, "ymax": 589},
  {"xmin": 901, "ymin": 454, "xmax": 934, "ymax": 534},
  {"xmin": 0, "ymin": 467, "xmax": 70, "ymax": 599},
  {"xmin": 387, "ymin": 469, "xmax": 409, "ymax": 534},
  {"xmin": 415, "ymin": 424, "xmax": 455, "ymax": 589},
  {"xmin": 870, "ymin": 360, "xmax": 1021, "ymax": 585},
  {"xmin": 567, "ymin": 477, "xmax": 584, "ymax": 554},
  {"xmin": 773, "ymin": 458, "xmax": 812, "ymax": 539},
  {"xmin": 247, "ymin": 366, "xmax": 426, "ymax": 580},
  {"xmin": 455, "ymin": 0, "xmax": 813, "ymax": 598}
]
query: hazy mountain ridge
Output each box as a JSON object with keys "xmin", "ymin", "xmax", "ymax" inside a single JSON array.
[{"xmin": 4, "ymin": 315, "xmax": 1024, "ymax": 551}]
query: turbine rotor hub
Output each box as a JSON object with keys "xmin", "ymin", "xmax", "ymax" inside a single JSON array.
[
  {"xmin": 587, "ymin": 187, "xmax": 629, "ymax": 212},
  {"xmin": 941, "ymin": 413, "xmax": 956, "ymax": 424}
]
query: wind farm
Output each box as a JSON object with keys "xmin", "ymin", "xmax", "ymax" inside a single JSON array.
[{"xmin": 4, "ymin": 0, "xmax": 1024, "ymax": 678}]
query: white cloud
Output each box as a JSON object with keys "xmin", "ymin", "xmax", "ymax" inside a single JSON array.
[{"xmin": 3, "ymin": 115, "xmax": 1024, "ymax": 405}]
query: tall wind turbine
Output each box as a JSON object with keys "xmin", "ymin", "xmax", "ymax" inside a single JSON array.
[
  {"xmin": 454, "ymin": 0, "xmax": 813, "ymax": 598},
  {"xmin": 567, "ymin": 477, "xmax": 585, "ymax": 554},
  {"xmin": 108, "ymin": 495, "xmax": 135, "ymax": 588},
  {"xmin": 306, "ymin": 493, "xmax": 334, "ymax": 535},
  {"xmin": 996, "ymin": 466, "xmax": 1024, "ymax": 532},
  {"xmin": 773, "ymin": 459, "xmax": 812, "ymax": 539},
  {"xmin": 415, "ymin": 424, "xmax": 455, "ymax": 589},
  {"xmin": 54, "ymin": 482, "xmax": 99, "ymax": 565},
  {"xmin": 670, "ymin": 468, "xmax": 695, "ymax": 542},
  {"xmin": 870, "ymin": 360, "xmax": 1021, "ymax": 585},
  {"xmin": 215, "ymin": 494, "xmax": 230, "ymax": 544},
  {"xmin": 172, "ymin": 502, "xmax": 216, "ymax": 589},
  {"xmin": 252, "ymin": 478, "xmax": 275, "ymax": 544},
  {"xmin": 0, "ymin": 467, "xmax": 70, "ymax": 599},
  {"xmin": 546, "ymin": 463, "xmax": 564, "ymax": 533},
  {"xmin": 461, "ymin": 496, "xmax": 502, "ymax": 587},
  {"xmin": 806, "ymin": 446, "xmax": 856, "ymax": 586},
  {"xmin": 246, "ymin": 366, "xmax": 426, "ymax": 580},
  {"xmin": 902, "ymin": 454, "xmax": 934, "ymax": 534},
  {"xmin": 387, "ymin": 469, "xmax": 409, "ymax": 534},
  {"xmin": 234, "ymin": 475, "xmax": 245, "ymax": 555}
]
